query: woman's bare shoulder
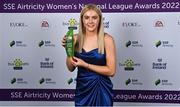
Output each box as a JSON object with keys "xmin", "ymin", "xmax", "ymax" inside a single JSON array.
[{"xmin": 104, "ymin": 33, "xmax": 114, "ymax": 43}]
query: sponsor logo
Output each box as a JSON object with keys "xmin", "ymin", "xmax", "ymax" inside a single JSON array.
[
  {"xmin": 39, "ymin": 78, "xmax": 56, "ymax": 84},
  {"xmin": 8, "ymin": 59, "xmax": 29, "ymax": 70},
  {"xmin": 155, "ymin": 79, "xmax": 172, "ymax": 86},
  {"xmin": 155, "ymin": 40, "xmax": 173, "ymax": 48},
  {"xmin": 11, "ymin": 77, "xmax": 28, "ymax": 84},
  {"xmin": 10, "ymin": 22, "xmax": 28, "ymax": 27},
  {"xmin": 9, "ymin": 40, "xmax": 27, "ymax": 47},
  {"xmin": 126, "ymin": 40, "xmax": 143, "ymax": 47},
  {"xmin": 38, "ymin": 40, "xmax": 55, "ymax": 47},
  {"xmin": 154, "ymin": 20, "xmax": 164, "ymax": 28},
  {"xmin": 67, "ymin": 77, "xmax": 76, "ymax": 85},
  {"xmin": 103, "ymin": 17, "xmax": 110, "ymax": 29},
  {"xmin": 119, "ymin": 59, "xmax": 140, "ymax": 71},
  {"xmin": 125, "ymin": 78, "xmax": 143, "ymax": 85},
  {"xmin": 40, "ymin": 58, "xmax": 54, "ymax": 68},
  {"xmin": 152, "ymin": 58, "xmax": 167, "ymax": 70},
  {"xmin": 63, "ymin": 18, "xmax": 78, "ymax": 30},
  {"xmin": 122, "ymin": 22, "xmax": 141, "ymax": 27},
  {"xmin": 41, "ymin": 20, "xmax": 50, "ymax": 29}
]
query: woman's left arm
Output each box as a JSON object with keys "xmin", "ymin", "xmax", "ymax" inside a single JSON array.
[{"xmin": 72, "ymin": 35, "xmax": 116, "ymax": 77}]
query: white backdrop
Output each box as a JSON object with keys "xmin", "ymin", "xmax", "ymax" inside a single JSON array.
[{"xmin": 0, "ymin": 12, "xmax": 180, "ymax": 105}]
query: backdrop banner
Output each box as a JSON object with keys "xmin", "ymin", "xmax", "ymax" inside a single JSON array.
[{"xmin": 0, "ymin": 0, "xmax": 180, "ymax": 106}]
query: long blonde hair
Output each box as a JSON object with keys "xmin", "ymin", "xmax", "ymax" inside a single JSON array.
[{"xmin": 78, "ymin": 4, "xmax": 105, "ymax": 54}]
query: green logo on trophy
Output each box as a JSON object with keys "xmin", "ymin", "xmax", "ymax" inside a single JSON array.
[{"xmin": 66, "ymin": 18, "xmax": 77, "ymax": 57}]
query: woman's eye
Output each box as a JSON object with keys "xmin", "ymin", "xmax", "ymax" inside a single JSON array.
[
  {"xmin": 92, "ymin": 16, "xmax": 98, "ymax": 19},
  {"xmin": 84, "ymin": 16, "xmax": 89, "ymax": 19}
]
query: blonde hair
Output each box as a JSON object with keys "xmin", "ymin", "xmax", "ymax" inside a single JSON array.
[{"xmin": 78, "ymin": 4, "xmax": 105, "ymax": 54}]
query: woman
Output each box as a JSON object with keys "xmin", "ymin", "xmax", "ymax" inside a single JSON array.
[{"xmin": 62, "ymin": 4, "xmax": 116, "ymax": 106}]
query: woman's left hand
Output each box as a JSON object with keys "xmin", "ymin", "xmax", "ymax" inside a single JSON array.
[{"xmin": 72, "ymin": 57, "xmax": 87, "ymax": 68}]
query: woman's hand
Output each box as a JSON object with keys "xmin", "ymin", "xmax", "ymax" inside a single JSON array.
[
  {"xmin": 61, "ymin": 35, "xmax": 66, "ymax": 48},
  {"xmin": 72, "ymin": 57, "xmax": 88, "ymax": 68}
]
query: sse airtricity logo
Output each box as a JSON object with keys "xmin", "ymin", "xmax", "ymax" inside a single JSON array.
[
  {"xmin": 9, "ymin": 40, "xmax": 27, "ymax": 47},
  {"xmin": 39, "ymin": 77, "xmax": 56, "ymax": 85},
  {"xmin": 125, "ymin": 40, "xmax": 143, "ymax": 48},
  {"xmin": 10, "ymin": 41, "xmax": 15, "ymax": 47},
  {"xmin": 155, "ymin": 40, "xmax": 161, "ymax": 47},
  {"xmin": 126, "ymin": 41, "xmax": 131, "ymax": 47},
  {"xmin": 125, "ymin": 78, "xmax": 131, "ymax": 85},
  {"xmin": 155, "ymin": 79, "xmax": 173, "ymax": 86},
  {"xmin": 67, "ymin": 77, "xmax": 76, "ymax": 85},
  {"xmin": 38, "ymin": 40, "xmax": 55, "ymax": 47},
  {"xmin": 155, "ymin": 40, "xmax": 173, "ymax": 48},
  {"xmin": 125, "ymin": 78, "xmax": 143, "ymax": 86},
  {"xmin": 11, "ymin": 77, "xmax": 28, "ymax": 84}
]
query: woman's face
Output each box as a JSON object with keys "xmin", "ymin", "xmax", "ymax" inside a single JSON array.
[{"xmin": 83, "ymin": 10, "xmax": 100, "ymax": 33}]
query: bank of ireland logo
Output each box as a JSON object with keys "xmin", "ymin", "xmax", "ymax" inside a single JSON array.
[
  {"xmin": 155, "ymin": 40, "xmax": 161, "ymax": 47},
  {"xmin": 103, "ymin": 17, "xmax": 110, "ymax": 29},
  {"xmin": 152, "ymin": 58, "xmax": 167, "ymax": 70},
  {"xmin": 124, "ymin": 59, "xmax": 134, "ymax": 71}
]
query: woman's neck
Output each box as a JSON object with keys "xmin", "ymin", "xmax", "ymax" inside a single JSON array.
[{"xmin": 85, "ymin": 31, "xmax": 97, "ymax": 37}]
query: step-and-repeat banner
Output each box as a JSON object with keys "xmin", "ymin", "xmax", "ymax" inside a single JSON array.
[{"xmin": 0, "ymin": 0, "xmax": 180, "ymax": 106}]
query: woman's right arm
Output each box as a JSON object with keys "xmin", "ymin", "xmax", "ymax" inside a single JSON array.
[{"xmin": 66, "ymin": 57, "xmax": 76, "ymax": 72}]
